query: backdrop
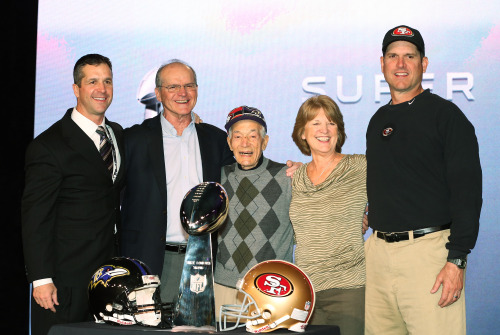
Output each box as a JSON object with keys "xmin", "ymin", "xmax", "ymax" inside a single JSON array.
[{"xmin": 34, "ymin": 1, "xmax": 499, "ymax": 333}]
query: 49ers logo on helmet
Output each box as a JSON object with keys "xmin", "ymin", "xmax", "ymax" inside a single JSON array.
[{"xmin": 255, "ymin": 273, "xmax": 293, "ymax": 297}]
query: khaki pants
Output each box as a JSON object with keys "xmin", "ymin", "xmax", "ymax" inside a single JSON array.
[{"xmin": 365, "ymin": 229, "xmax": 466, "ymax": 335}]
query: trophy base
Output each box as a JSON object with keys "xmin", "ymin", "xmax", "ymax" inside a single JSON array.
[
  {"xmin": 173, "ymin": 234, "xmax": 216, "ymax": 329},
  {"xmin": 171, "ymin": 325, "xmax": 217, "ymax": 333}
]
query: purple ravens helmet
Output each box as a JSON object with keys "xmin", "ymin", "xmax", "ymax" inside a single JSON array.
[{"xmin": 88, "ymin": 257, "xmax": 173, "ymax": 327}]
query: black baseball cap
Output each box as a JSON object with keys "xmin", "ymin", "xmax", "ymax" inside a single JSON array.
[
  {"xmin": 225, "ymin": 106, "xmax": 267, "ymax": 132},
  {"xmin": 382, "ymin": 25, "xmax": 425, "ymax": 56}
]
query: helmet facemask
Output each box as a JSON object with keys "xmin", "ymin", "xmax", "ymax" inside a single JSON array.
[
  {"xmin": 98, "ymin": 275, "xmax": 163, "ymax": 326},
  {"xmin": 219, "ymin": 283, "xmax": 260, "ymax": 331},
  {"xmin": 126, "ymin": 280, "xmax": 163, "ymax": 326}
]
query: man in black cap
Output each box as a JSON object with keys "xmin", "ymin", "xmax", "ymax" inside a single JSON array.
[
  {"xmin": 214, "ymin": 106, "xmax": 295, "ymax": 317},
  {"xmin": 365, "ymin": 25, "xmax": 482, "ymax": 334}
]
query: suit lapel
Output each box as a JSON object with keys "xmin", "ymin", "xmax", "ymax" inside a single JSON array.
[
  {"xmin": 107, "ymin": 120, "xmax": 125, "ymax": 184},
  {"xmin": 60, "ymin": 110, "xmax": 111, "ymax": 179},
  {"xmin": 147, "ymin": 115, "xmax": 168, "ymax": 202},
  {"xmin": 196, "ymin": 124, "xmax": 213, "ymax": 182}
]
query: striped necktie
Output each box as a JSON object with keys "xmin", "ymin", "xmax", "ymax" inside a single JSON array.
[{"xmin": 96, "ymin": 126, "xmax": 114, "ymax": 175}]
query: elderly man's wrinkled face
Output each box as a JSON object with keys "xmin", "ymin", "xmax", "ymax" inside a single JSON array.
[{"xmin": 228, "ymin": 120, "xmax": 269, "ymax": 170}]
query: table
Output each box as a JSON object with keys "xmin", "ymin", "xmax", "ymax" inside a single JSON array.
[{"xmin": 48, "ymin": 322, "xmax": 340, "ymax": 335}]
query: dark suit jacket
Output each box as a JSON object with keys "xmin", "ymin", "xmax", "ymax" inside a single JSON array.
[
  {"xmin": 120, "ymin": 114, "xmax": 234, "ymax": 275},
  {"xmin": 22, "ymin": 109, "xmax": 125, "ymax": 292}
]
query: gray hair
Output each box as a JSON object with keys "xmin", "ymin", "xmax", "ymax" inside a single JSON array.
[
  {"xmin": 228, "ymin": 123, "xmax": 267, "ymax": 139},
  {"xmin": 155, "ymin": 59, "xmax": 197, "ymax": 87}
]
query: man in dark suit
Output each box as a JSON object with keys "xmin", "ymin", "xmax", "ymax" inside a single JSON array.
[
  {"xmin": 22, "ymin": 54, "xmax": 124, "ymax": 335},
  {"xmin": 120, "ymin": 60, "xmax": 235, "ymax": 304}
]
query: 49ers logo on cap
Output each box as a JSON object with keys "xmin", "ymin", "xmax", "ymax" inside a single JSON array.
[
  {"xmin": 392, "ymin": 27, "xmax": 414, "ymax": 37},
  {"xmin": 382, "ymin": 127, "xmax": 394, "ymax": 136},
  {"xmin": 226, "ymin": 106, "xmax": 244, "ymax": 123},
  {"xmin": 255, "ymin": 273, "xmax": 293, "ymax": 297}
]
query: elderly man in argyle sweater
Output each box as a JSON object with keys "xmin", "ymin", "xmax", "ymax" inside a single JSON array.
[{"xmin": 214, "ymin": 106, "xmax": 295, "ymax": 313}]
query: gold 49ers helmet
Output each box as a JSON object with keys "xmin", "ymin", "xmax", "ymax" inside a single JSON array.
[{"xmin": 219, "ymin": 260, "xmax": 315, "ymax": 333}]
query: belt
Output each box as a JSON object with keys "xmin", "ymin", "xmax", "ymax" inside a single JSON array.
[
  {"xmin": 376, "ymin": 223, "xmax": 451, "ymax": 243},
  {"xmin": 165, "ymin": 243, "xmax": 187, "ymax": 254}
]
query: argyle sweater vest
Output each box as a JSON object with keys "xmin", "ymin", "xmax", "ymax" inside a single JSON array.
[{"xmin": 215, "ymin": 157, "xmax": 294, "ymax": 288}]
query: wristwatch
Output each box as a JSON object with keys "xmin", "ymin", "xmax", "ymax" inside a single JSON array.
[{"xmin": 447, "ymin": 257, "xmax": 467, "ymax": 269}]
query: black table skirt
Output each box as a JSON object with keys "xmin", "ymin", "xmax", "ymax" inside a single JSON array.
[{"xmin": 48, "ymin": 322, "xmax": 340, "ymax": 335}]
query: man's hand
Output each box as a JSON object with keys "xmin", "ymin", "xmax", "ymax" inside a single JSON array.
[
  {"xmin": 286, "ymin": 160, "xmax": 303, "ymax": 178},
  {"xmin": 33, "ymin": 283, "xmax": 59, "ymax": 312},
  {"xmin": 430, "ymin": 262, "xmax": 464, "ymax": 308},
  {"xmin": 362, "ymin": 204, "xmax": 369, "ymax": 234}
]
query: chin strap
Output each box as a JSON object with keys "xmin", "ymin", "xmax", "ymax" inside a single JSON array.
[
  {"xmin": 245, "ymin": 315, "xmax": 308, "ymax": 333},
  {"xmin": 101, "ymin": 312, "xmax": 136, "ymax": 325},
  {"xmin": 288, "ymin": 322, "xmax": 308, "ymax": 332},
  {"xmin": 247, "ymin": 314, "xmax": 291, "ymax": 333}
]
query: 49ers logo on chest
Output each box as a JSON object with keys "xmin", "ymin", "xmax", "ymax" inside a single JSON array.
[{"xmin": 255, "ymin": 273, "xmax": 294, "ymax": 297}]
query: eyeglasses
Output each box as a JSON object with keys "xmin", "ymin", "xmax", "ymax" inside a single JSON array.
[{"xmin": 159, "ymin": 83, "xmax": 198, "ymax": 93}]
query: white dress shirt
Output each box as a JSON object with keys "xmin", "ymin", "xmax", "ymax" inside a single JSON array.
[{"xmin": 161, "ymin": 112, "xmax": 203, "ymax": 244}]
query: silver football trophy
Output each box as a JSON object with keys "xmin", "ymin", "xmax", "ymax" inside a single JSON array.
[{"xmin": 172, "ymin": 182, "xmax": 228, "ymax": 332}]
